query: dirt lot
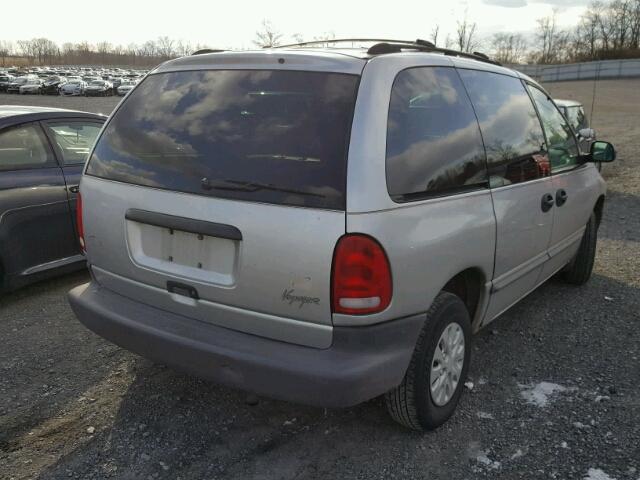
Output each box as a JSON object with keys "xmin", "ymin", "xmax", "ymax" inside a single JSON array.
[{"xmin": 1, "ymin": 80, "xmax": 639, "ymax": 480}]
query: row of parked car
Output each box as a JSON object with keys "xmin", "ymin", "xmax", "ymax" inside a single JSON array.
[{"xmin": 0, "ymin": 66, "xmax": 145, "ymax": 96}]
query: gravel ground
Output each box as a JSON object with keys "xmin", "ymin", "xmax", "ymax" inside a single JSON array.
[{"xmin": 1, "ymin": 80, "xmax": 639, "ymax": 480}]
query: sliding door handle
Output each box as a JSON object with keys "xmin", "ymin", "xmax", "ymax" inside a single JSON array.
[{"xmin": 541, "ymin": 193, "xmax": 555, "ymax": 212}]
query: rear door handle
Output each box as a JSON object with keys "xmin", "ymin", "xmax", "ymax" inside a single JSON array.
[
  {"xmin": 541, "ymin": 193, "xmax": 554, "ymax": 212},
  {"xmin": 556, "ymin": 189, "xmax": 568, "ymax": 207},
  {"xmin": 68, "ymin": 185, "xmax": 79, "ymax": 193}
]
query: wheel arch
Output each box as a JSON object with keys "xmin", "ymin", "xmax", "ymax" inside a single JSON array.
[
  {"xmin": 440, "ymin": 267, "xmax": 489, "ymax": 331},
  {"xmin": 594, "ymin": 195, "xmax": 605, "ymax": 227}
]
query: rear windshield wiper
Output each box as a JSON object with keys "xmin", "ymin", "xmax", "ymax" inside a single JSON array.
[{"xmin": 201, "ymin": 178, "xmax": 325, "ymax": 198}]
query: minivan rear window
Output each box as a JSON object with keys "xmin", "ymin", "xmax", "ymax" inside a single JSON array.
[{"xmin": 86, "ymin": 70, "xmax": 359, "ymax": 210}]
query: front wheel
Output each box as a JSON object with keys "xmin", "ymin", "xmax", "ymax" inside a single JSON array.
[{"xmin": 385, "ymin": 291, "xmax": 471, "ymax": 430}]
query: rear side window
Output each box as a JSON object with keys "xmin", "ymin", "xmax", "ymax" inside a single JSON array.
[
  {"xmin": 458, "ymin": 70, "xmax": 549, "ymax": 187},
  {"xmin": 386, "ymin": 67, "xmax": 487, "ymax": 201},
  {"xmin": 0, "ymin": 123, "xmax": 53, "ymax": 171},
  {"xmin": 86, "ymin": 70, "xmax": 359, "ymax": 210},
  {"xmin": 45, "ymin": 121, "xmax": 103, "ymax": 165}
]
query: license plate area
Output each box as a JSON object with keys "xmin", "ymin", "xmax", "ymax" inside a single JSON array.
[{"xmin": 126, "ymin": 220, "xmax": 239, "ymax": 286}]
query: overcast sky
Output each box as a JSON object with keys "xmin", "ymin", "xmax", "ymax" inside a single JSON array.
[{"xmin": 3, "ymin": 0, "xmax": 591, "ymax": 48}]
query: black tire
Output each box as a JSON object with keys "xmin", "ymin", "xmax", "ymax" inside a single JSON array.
[
  {"xmin": 562, "ymin": 212, "xmax": 598, "ymax": 285},
  {"xmin": 385, "ymin": 291, "xmax": 472, "ymax": 431}
]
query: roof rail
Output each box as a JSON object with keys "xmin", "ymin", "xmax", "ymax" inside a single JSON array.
[
  {"xmin": 191, "ymin": 49, "xmax": 225, "ymax": 55},
  {"xmin": 267, "ymin": 38, "xmax": 500, "ymax": 66},
  {"xmin": 366, "ymin": 42, "xmax": 501, "ymax": 66},
  {"xmin": 270, "ymin": 38, "xmax": 435, "ymax": 49}
]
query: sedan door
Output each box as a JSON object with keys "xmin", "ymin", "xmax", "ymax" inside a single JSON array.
[
  {"xmin": 42, "ymin": 119, "xmax": 104, "ymax": 244},
  {"xmin": 0, "ymin": 122, "xmax": 76, "ymax": 285}
]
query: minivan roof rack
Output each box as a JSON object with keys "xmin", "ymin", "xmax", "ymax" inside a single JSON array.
[
  {"xmin": 366, "ymin": 41, "xmax": 501, "ymax": 66},
  {"xmin": 268, "ymin": 38, "xmax": 500, "ymax": 66},
  {"xmin": 191, "ymin": 49, "xmax": 225, "ymax": 55},
  {"xmin": 271, "ymin": 38, "xmax": 435, "ymax": 49}
]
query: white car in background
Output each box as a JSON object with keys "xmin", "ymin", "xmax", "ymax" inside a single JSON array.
[
  {"xmin": 116, "ymin": 79, "xmax": 137, "ymax": 96},
  {"xmin": 554, "ymin": 99, "xmax": 596, "ymax": 152},
  {"xmin": 60, "ymin": 78, "xmax": 88, "ymax": 96},
  {"xmin": 19, "ymin": 78, "xmax": 44, "ymax": 95}
]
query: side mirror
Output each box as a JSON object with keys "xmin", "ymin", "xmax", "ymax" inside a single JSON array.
[{"xmin": 590, "ymin": 141, "xmax": 616, "ymax": 163}]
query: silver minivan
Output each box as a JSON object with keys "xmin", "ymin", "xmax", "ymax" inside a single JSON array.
[{"xmin": 69, "ymin": 40, "xmax": 616, "ymax": 430}]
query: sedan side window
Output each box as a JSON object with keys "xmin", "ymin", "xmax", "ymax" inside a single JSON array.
[
  {"xmin": 45, "ymin": 122, "xmax": 103, "ymax": 165},
  {"xmin": 0, "ymin": 123, "xmax": 53, "ymax": 171},
  {"xmin": 528, "ymin": 86, "xmax": 580, "ymax": 173}
]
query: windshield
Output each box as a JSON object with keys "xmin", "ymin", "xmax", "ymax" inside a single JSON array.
[
  {"xmin": 87, "ymin": 70, "xmax": 359, "ymax": 210},
  {"xmin": 90, "ymin": 81, "xmax": 105, "ymax": 86},
  {"xmin": 565, "ymin": 106, "xmax": 589, "ymax": 132}
]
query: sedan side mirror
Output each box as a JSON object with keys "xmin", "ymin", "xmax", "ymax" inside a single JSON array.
[{"xmin": 590, "ymin": 141, "xmax": 616, "ymax": 163}]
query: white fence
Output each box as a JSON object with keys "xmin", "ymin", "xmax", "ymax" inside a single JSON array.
[{"xmin": 508, "ymin": 58, "xmax": 640, "ymax": 82}]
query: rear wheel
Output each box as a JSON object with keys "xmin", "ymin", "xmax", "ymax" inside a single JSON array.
[
  {"xmin": 562, "ymin": 212, "xmax": 598, "ymax": 285},
  {"xmin": 385, "ymin": 292, "xmax": 471, "ymax": 430}
]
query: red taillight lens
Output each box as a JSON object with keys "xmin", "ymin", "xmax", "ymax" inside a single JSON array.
[
  {"xmin": 331, "ymin": 234, "xmax": 392, "ymax": 315},
  {"xmin": 76, "ymin": 192, "xmax": 85, "ymax": 253}
]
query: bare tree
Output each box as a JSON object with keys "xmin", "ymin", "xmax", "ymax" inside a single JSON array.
[
  {"xmin": 631, "ymin": 0, "xmax": 640, "ymax": 48},
  {"xmin": 61, "ymin": 42, "xmax": 74, "ymax": 63},
  {"xmin": 313, "ymin": 31, "xmax": 336, "ymax": 42},
  {"xmin": 157, "ymin": 36, "xmax": 176, "ymax": 58},
  {"xmin": 431, "ymin": 25, "xmax": 440, "ymax": 46},
  {"xmin": 491, "ymin": 33, "xmax": 528, "ymax": 63},
  {"xmin": 0, "ymin": 40, "xmax": 13, "ymax": 67},
  {"xmin": 97, "ymin": 41, "xmax": 112, "ymax": 63},
  {"xmin": 575, "ymin": 3, "xmax": 603, "ymax": 59},
  {"xmin": 253, "ymin": 20, "xmax": 283, "ymax": 47},
  {"xmin": 142, "ymin": 40, "xmax": 158, "ymax": 57},
  {"xmin": 444, "ymin": 33, "xmax": 455, "ymax": 49},
  {"xmin": 176, "ymin": 40, "xmax": 192, "ymax": 57},
  {"xmin": 17, "ymin": 40, "xmax": 35, "ymax": 64},
  {"xmin": 456, "ymin": 15, "xmax": 478, "ymax": 52},
  {"xmin": 536, "ymin": 11, "xmax": 568, "ymax": 63}
]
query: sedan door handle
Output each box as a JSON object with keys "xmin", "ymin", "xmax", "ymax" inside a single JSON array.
[
  {"xmin": 541, "ymin": 193, "xmax": 555, "ymax": 212},
  {"xmin": 68, "ymin": 185, "xmax": 79, "ymax": 193},
  {"xmin": 556, "ymin": 189, "xmax": 568, "ymax": 207}
]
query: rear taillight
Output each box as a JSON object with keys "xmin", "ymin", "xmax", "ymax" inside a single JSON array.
[
  {"xmin": 76, "ymin": 192, "xmax": 85, "ymax": 253},
  {"xmin": 331, "ymin": 234, "xmax": 392, "ymax": 315}
]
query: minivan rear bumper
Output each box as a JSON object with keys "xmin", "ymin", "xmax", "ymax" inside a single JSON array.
[{"xmin": 68, "ymin": 282, "xmax": 424, "ymax": 408}]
